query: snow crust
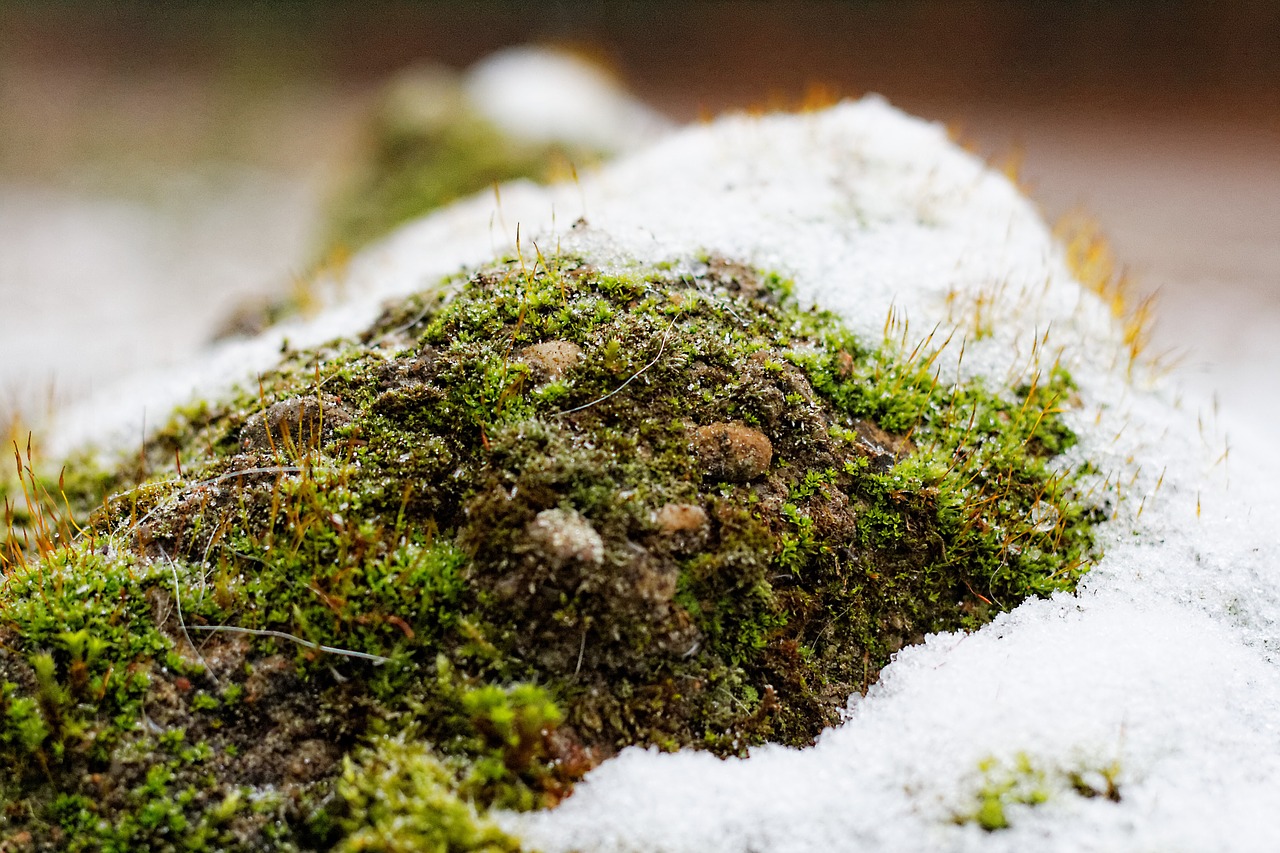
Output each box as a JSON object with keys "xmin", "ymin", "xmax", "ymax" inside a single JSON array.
[{"xmin": 49, "ymin": 99, "xmax": 1280, "ymax": 851}]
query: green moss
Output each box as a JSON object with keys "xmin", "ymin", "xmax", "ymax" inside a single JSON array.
[
  {"xmin": 954, "ymin": 752, "xmax": 1122, "ymax": 831},
  {"xmin": 325, "ymin": 69, "xmax": 602, "ymax": 256},
  {"xmin": 338, "ymin": 735, "xmax": 521, "ymax": 853},
  {"xmin": 0, "ymin": 251, "xmax": 1105, "ymax": 849},
  {"xmin": 213, "ymin": 68, "xmax": 607, "ymax": 343}
]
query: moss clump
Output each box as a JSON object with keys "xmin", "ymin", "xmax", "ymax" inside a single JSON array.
[
  {"xmin": 213, "ymin": 66, "xmax": 607, "ymax": 343},
  {"xmin": 326, "ymin": 68, "xmax": 598, "ymax": 256},
  {"xmin": 337, "ymin": 735, "xmax": 521, "ymax": 853},
  {"xmin": 0, "ymin": 248, "xmax": 1103, "ymax": 849},
  {"xmin": 954, "ymin": 753, "xmax": 1123, "ymax": 831}
]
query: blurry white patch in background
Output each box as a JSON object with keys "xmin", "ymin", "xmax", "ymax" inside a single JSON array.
[
  {"xmin": 0, "ymin": 48, "xmax": 351, "ymax": 427},
  {"xmin": 0, "ymin": 45, "xmax": 671, "ymax": 430},
  {"xmin": 963, "ymin": 114, "xmax": 1280, "ymax": 441},
  {"xmin": 464, "ymin": 46, "xmax": 671, "ymax": 151},
  {"xmin": 0, "ymin": 171, "xmax": 319, "ymax": 422}
]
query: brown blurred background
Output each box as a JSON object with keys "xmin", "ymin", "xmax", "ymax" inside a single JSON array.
[{"xmin": 2, "ymin": 1, "xmax": 1279, "ymax": 431}]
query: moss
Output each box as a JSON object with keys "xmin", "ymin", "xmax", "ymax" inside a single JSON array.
[
  {"xmin": 1, "ymin": 444, "xmax": 113, "ymax": 568},
  {"xmin": 954, "ymin": 752, "xmax": 1122, "ymax": 831},
  {"xmin": 325, "ymin": 66, "xmax": 604, "ymax": 257},
  {"xmin": 213, "ymin": 68, "xmax": 607, "ymax": 343},
  {"xmin": 337, "ymin": 735, "xmax": 521, "ymax": 853},
  {"xmin": 1, "ymin": 249, "xmax": 1105, "ymax": 849}
]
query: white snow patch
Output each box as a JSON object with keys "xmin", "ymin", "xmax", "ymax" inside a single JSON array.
[
  {"xmin": 48, "ymin": 98, "xmax": 1280, "ymax": 851},
  {"xmin": 464, "ymin": 46, "xmax": 671, "ymax": 152}
]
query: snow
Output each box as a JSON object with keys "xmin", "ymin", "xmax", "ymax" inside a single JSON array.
[
  {"xmin": 47, "ymin": 98, "xmax": 1280, "ymax": 850},
  {"xmin": 0, "ymin": 172, "xmax": 319, "ymax": 421},
  {"xmin": 464, "ymin": 46, "xmax": 672, "ymax": 152}
]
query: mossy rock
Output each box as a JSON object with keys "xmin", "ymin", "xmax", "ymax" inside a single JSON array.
[
  {"xmin": 324, "ymin": 90, "xmax": 578, "ymax": 256},
  {"xmin": 214, "ymin": 64, "xmax": 609, "ymax": 343},
  {"xmin": 0, "ymin": 246, "xmax": 1102, "ymax": 850}
]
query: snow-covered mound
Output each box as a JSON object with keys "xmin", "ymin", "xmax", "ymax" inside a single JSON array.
[{"xmin": 53, "ymin": 99, "xmax": 1280, "ymax": 851}]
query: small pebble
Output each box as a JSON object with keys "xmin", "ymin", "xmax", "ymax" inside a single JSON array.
[
  {"xmin": 654, "ymin": 503, "xmax": 709, "ymax": 534},
  {"xmin": 692, "ymin": 423, "xmax": 773, "ymax": 482},
  {"xmin": 521, "ymin": 340, "xmax": 582, "ymax": 380},
  {"xmin": 526, "ymin": 508, "xmax": 604, "ymax": 567}
]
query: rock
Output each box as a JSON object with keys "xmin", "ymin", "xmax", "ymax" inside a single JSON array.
[
  {"xmin": 836, "ymin": 349, "xmax": 855, "ymax": 379},
  {"xmin": 521, "ymin": 340, "xmax": 582, "ymax": 380},
  {"xmin": 691, "ymin": 423, "xmax": 773, "ymax": 482},
  {"xmin": 853, "ymin": 419, "xmax": 914, "ymax": 473},
  {"xmin": 239, "ymin": 396, "xmax": 352, "ymax": 454},
  {"xmin": 525, "ymin": 508, "xmax": 604, "ymax": 567},
  {"xmin": 14, "ymin": 98, "xmax": 1118, "ymax": 852},
  {"xmin": 285, "ymin": 738, "xmax": 340, "ymax": 784},
  {"xmin": 654, "ymin": 503, "xmax": 709, "ymax": 535}
]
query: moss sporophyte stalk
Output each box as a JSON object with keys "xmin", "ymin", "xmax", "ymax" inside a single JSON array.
[{"xmin": 0, "ymin": 245, "xmax": 1104, "ymax": 849}]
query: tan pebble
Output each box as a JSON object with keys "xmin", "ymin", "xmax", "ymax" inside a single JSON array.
[
  {"xmin": 521, "ymin": 340, "xmax": 582, "ymax": 380},
  {"xmin": 285, "ymin": 738, "xmax": 338, "ymax": 783},
  {"xmin": 836, "ymin": 350, "xmax": 854, "ymax": 378},
  {"xmin": 692, "ymin": 423, "xmax": 773, "ymax": 482},
  {"xmin": 654, "ymin": 503, "xmax": 709, "ymax": 534},
  {"xmin": 526, "ymin": 508, "xmax": 604, "ymax": 566},
  {"xmin": 853, "ymin": 419, "xmax": 915, "ymax": 472},
  {"xmin": 748, "ymin": 349, "xmax": 778, "ymax": 365}
]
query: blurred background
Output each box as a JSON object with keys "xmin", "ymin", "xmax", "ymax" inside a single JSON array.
[{"xmin": 2, "ymin": 1, "xmax": 1278, "ymax": 435}]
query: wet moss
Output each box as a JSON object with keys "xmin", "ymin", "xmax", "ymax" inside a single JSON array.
[
  {"xmin": 0, "ymin": 248, "xmax": 1104, "ymax": 849},
  {"xmin": 337, "ymin": 734, "xmax": 522, "ymax": 853}
]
